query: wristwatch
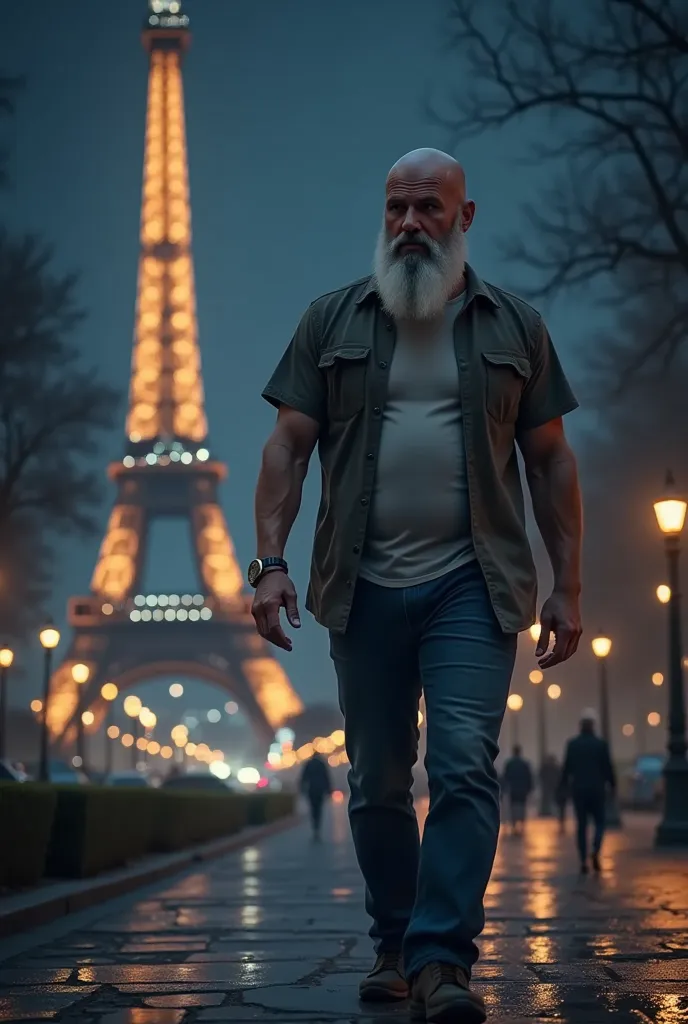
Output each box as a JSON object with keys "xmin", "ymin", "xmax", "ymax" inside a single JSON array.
[{"xmin": 247, "ymin": 556, "xmax": 288, "ymax": 588}]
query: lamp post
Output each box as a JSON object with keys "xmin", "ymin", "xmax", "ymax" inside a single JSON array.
[
  {"xmin": 0, "ymin": 646, "xmax": 14, "ymax": 761},
  {"xmin": 591, "ymin": 634, "xmax": 622, "ymax": 827},
  {"xmin": 38, "ymin": 623, "xmax": 61, "ymax": 782},
  {"xmin": 71, "ymin": 663, "xmax": 90, "ymax": 771},
  {"xmin": 529, "ymin": 668, "xmax": 550, "ymax": 814},
  {"xmin": 101, "ymin": 682, "xmax": 118, "ymax": 777},
  {"xmin": 653, "ymin": 470, "xmax": 688, "ymax": 846},
  {"xmin": 506, "ymin": 693, "xmax": 524, "ymax": 747},
  {"xmin": 123, "ymin": 694, "xmax": 143, "ymax": 770}
]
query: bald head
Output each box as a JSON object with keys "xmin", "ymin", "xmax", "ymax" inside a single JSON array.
[
  {"xmin": 387, "ymin": 148, "xmax": 467, "ymax": 205},
  {"xmin": 372, "ymin": 148, "xmax": 475, "ymax": 320}
]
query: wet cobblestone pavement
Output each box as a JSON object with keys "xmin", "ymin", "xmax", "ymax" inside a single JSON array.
[{"xmin": 0, "ymin": 803, "xmax": 686, "ymax": 1023}]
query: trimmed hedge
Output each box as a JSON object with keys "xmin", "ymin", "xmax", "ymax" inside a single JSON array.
[
  {"xmin": 37, "ymin": 786, "xmax": 295, "ymax": 880},
  {"xmin": 150, "ymin": 791, "xmax": 247, "ymax": 853},
  {"xmin": 0, "ymin": 783, "xmax": 57, "ymax": 887},
  {"xmin": 245, "ymin": 791, "xmax": 296, "ymax": 826}
]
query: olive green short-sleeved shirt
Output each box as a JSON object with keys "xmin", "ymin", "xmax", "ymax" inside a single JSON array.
[{"xmin": 262, "ymin": 265, "xmax": 578, "ymax": 635}]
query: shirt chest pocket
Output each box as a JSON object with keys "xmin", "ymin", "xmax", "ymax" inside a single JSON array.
[
  {"xmin": 482, "ymin": 351, "xmax": 531, "ymax": 424},
  {"xmin": 318, "ymin": 346, "xmax": 370, "ymax": 421}
]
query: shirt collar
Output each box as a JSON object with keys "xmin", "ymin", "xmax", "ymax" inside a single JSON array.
[{"xmin": 355, "ymin": 263, "xmax": 501, "ymax": 309}]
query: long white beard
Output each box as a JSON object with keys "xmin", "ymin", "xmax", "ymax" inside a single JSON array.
[{"xmin": 373, "ymin": 217, "xmax": 467, "ymax": 321}]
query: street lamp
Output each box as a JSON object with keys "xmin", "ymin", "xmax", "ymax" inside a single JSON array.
[
  {"xmin": 591, "ymin": 634, "xmax": 621, "ymax": 827},
  {"xmin": 0, "ymin": 646, "xmax": 14, "ymax": 761},
  {"xmin": 657, "ymin": 584, "xmax": 671, "ymax": 605},
  {"xmin": 653, "ymin": 470, "xmax": 688, "ymax": 846},
  {"xmin": 529, "ymin": 669, "xmax": 551, "ymax": 815},
  {"xmin": 101, "ymin": 682, "xmax": 118, "ymax": 776},
  {"xmin": 38, "ymin": 623, "xmax": 61, "ymax": 782},
  {"xmin": 71, "ymin": 663, "xmax": 90, "ymax": 771},
  {"xmin": 123, "ymin": 694, "xmax": 143, "ymax": 769},
  {"xmin": 506, "ymin": 692, "xmax": 524, "ymax": 747}
]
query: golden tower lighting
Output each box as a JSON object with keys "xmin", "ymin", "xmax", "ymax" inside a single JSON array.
[{"xmin": 39, "ymin": 0, "xmax": 302, "ymax": 753}]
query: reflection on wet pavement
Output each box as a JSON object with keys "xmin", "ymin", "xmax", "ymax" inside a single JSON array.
[{"xmin": 0, "ymin": 801, "xmax": 686, "ymax": 1022}]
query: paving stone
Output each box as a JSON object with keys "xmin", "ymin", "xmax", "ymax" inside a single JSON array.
[
  {"xmin": 97, "ymin": 1012, "xmax": 186, "ymax": 1024},
  {"xmin": 76, "ymin": 961, "xmax": 307, "ymax": 986},
  {"xmin": 0, "ymin": 990, "xmax": 96, "ymax": 1021},
  {"xmin": 143, "ymin": 994, "xmax": 226, "ymax": 1008},
  {"xmin": 120, "ymin": 945, "xmax": 208, "ymax": 955}
]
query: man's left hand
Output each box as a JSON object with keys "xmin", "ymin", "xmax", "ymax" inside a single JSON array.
[{"xmin": 535, "ymin": 590, "xmax": 582, "ymax": 669}]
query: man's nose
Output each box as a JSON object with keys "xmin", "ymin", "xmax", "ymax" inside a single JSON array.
[{"xmin": 401, "ymin": 208, "xmax": 421, "ymax": 233}]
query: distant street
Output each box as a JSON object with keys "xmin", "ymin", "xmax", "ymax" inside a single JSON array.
[{"xmin": 0, "ymin": 801, "xmax": 686, "ymax": 1022}]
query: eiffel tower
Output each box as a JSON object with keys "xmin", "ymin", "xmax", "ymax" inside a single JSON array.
[{"xmin": 47, "ymin": 0, "xmax": 303, "ymax": 753}]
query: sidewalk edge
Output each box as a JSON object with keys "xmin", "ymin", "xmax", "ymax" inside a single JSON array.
[{"xmin": 0, "ymin": 813, "xmax": 299, "ymax": 939}]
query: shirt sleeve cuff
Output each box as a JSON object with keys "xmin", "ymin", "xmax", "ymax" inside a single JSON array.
[
  {"xmin": 516, "ymin": 396, "xmax": 580, "ymax": 433},
  {"xmin": 261, "ymin": 386, "xmax": 324, "ymax": 424}
]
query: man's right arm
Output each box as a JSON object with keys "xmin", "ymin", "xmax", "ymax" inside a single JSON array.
[
  {"xmin": 252, "ymin": 407, "xmax": 319, "ymax": 651},
  {"xmin": 252, "ymin": 304, "xmax": 325, "ymax": 651},
  {"xmin": 255, "ymin": 406, "xmax": 319, "ymax": 562}
]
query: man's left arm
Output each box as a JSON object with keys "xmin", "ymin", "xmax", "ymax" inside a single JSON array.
[{"xmin": 517, "ymin": 318, "xmax": 583, "ymax": 669}]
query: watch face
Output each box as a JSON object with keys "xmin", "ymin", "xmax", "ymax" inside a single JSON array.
[{"xmin": 247, "ymin": 558, "xmax": 262, "ymax": 587}]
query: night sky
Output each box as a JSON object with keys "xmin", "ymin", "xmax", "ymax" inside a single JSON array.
[{"xmin": 1, "ymin": 0, "xmax": 670, "ymax": 762}]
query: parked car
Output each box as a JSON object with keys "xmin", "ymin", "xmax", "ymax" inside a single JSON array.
[
  {"xmin": 47, "ymin": 761, "xmax": 89, "ymax": 785},
  {"xmin": 161, "ymin": 772, "xmax": 236, "ymax": 793},
  {"xmin": 0, "ymin": 759, "xmax": 29, "ymax": 782},
  {"xmin": 629, "ymin": 754, "xmax": 664, "ymax": 809},
  {"xmin": 105, "ymin": 770, "xmax": 151, "ymax": 788}
]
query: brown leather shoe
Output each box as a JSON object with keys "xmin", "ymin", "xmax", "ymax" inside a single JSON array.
[
  {"xmin": 359, "ymin": 950, "xmax": 408, "ymax": 1002},
  {"xmin": 410, "ymin": 963, "xmax": 486, "ymax": 1023}
]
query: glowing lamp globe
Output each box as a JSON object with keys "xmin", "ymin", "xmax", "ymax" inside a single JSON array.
[
  {"xmin": 0, "ymin": 647, "xmax": 14, "ymax": 669},
  {"xmin": 71, "ymin": 663, "xmax": 90, "ymax": 685},
  {"xmin": 654, "ymin": 471, "xmax": 687, "ymax": 536},
  {"xmin": 39, "ymin": 625, "xmax": 60, "ymax": 650},
  {"xmin": 656, "ymin": 585, "xmax": 671, "ymax": 604},
  {"xmin": 507, "ymin": 693, "xmax": 524, "ymax": 712},
  {"xmin": 123, "ymin": 695, "xmax": 143, "ymax": 718},
  {"xmin": 592, "ymin": 636, "xmax": 612, "ymax": 659}
]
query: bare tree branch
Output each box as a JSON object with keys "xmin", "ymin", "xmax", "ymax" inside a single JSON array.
[
  {"xmin": 436, "ymin": 0, "xmax": 688, "ymax": 367},
  {"xmin": 0, "ymin": 232, "xmax": 120, "ymax": 640}
]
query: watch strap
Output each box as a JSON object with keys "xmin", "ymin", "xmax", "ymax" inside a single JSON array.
[{"xmin": 260, "ymin": 556, "xmax": 288, "ymax": 575}]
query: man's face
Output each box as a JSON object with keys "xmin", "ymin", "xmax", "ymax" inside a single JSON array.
[
  {"xmin": 385, "ymin": 180, "xmax": 458, "ymax": 249},
  {"xmin": 373, "ymin": 171, "xmax": 474, "ymax": 321}
]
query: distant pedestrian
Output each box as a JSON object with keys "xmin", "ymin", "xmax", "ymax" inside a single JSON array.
[
  {"xmin": 555, "ymin": 777, "xmax": 569, "ymax": 832},
  {"xmin": 560, "ymin": 709, "xmax": 616, "ymax": 874},
  {"xmin": 299, "ymin": 752, "xmax": 332, "ymax": 839},
  {"xmin": 501, "ymin": 746, "xmax": 533, "ymax": 834},
  {"xmin": 539, "ymin": 754, "xmax": 561, "ymax": 817}
]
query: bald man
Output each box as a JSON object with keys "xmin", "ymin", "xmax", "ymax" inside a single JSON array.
[{"xmin": 251, "ymin": 149, "xmax": 582, "ymax": 1021}]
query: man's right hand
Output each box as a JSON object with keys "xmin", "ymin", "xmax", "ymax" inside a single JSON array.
[{"xmin": 251, "ymin": 570, "xmax": 301, "ymax": 652}]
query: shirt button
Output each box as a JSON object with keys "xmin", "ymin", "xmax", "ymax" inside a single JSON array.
[
  {"xmin": 360, "ymin": 497, "xmax": 369, "ymax": 506},
  {"xmin": 386, "ymin": 323, "xmax": 393, "ymax": 332},
  {"xmin": 345, "ymin": 579, "xmax": 353, "ymax": 588},
  {"xmin": 366, "ymin": 452, "xmax": 374, "ymax": 460},
  {"xmin": 373, "ymin": 406, "xmax": 381, "ymax": 416},
  {"xmin": 378, "ymin": 361, "xmax": 387, "ymax": 369},
  {"xmin": 353, "ymin": 545, "xmax": 360, "ymax": 554}
]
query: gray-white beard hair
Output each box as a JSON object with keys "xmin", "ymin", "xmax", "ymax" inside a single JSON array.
[{"xmin": 373, "ymin": 216, "xmax": 467, "ymax": 321}]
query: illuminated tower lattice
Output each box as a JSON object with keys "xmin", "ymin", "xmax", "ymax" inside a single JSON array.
[{"xmin": 48, "ymin": 0, "xmax": 303, "ymax": 750}]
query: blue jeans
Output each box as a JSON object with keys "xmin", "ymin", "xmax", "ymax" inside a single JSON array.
[{"xmin": 329, "ymin": 561, "xmax": 517, "ymax": 978}]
